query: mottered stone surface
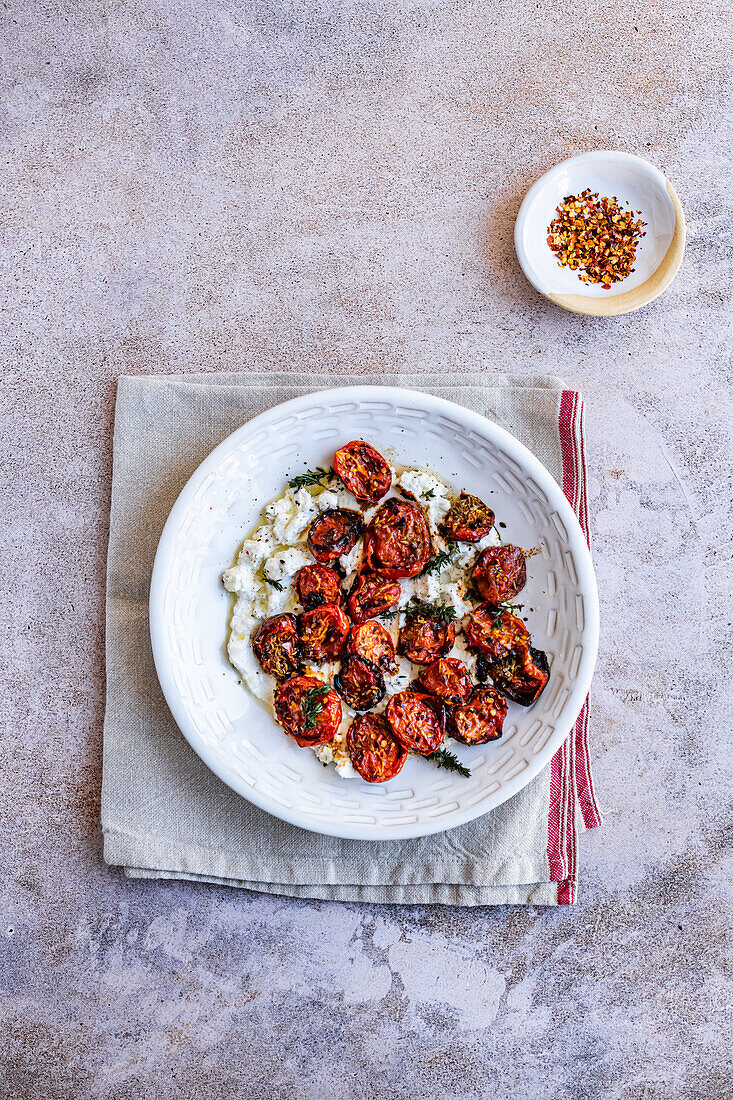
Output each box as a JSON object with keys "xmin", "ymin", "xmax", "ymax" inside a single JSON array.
[{"xmin": 1, "ymin": 0, "xmax": 731, "ymax": 1096}]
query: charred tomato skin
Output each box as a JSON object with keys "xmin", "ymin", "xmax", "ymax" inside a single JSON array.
[
  {"xmin": 347, "ymin": 713, "xmax": 407, "ymax": 782},
  {"xmin": 471, "ymin": 545, "xmax": 527, "ymax": 605},
  {"xmin": 307, "ymin": 508, "xmax": 364, "ymax": 565},
  {"xmin": 296, "ymin": 563, "xmax": 344, "ymax": 610},
  {"xmin": 530, "ymin": 645, "xmax": 550, "ymax": 679},
  {"xmin": 333, "ymin": 441, "xmax": 392, "ymax": 505},
  {"xmin": 297, "ymin": 604, "xmax": 350, "ymax": 662},
  {"xmin": 397, "ymin": 613, "xmax": 456, "ymax": 665},
  {"xmin": 363, "ymin": 499, "xmax": 431, "ymax": 579},
  {"xmin": 474, "ymin": 651, "xmax": 491, "ymax": 684},
  {"xmin": 334, "ymin": 655, "xmax": 386, "ymax": 712},
  {"xmin": 418, "ymin": 657, "xmax": 474, "ymax": 706},
  {"xmin": 346, "ymin": 620, "xmax": 398, "ymax": 676},
  {"xmin": 252, "ymin": 613, "xmax": 302, "ymax": 681},
  {"xmin": 441, "ymin": 492, "xmax": 496, "ymax": 542},
  {"xmin": 463, "ymin": 606, "xmax": 530, "ymax": 662},
  {"xmin": 274, "ymin": 675, "xmax": 342, "ymax": 746},
  {"xmin": 489, "ymin": 646, "xmax": 550, "ymax": 707},
  {"xmin": 449, "ymin": 687, "xmax": 508, "ymax": 745},
  {"xmin": 385, "ymin": 690, "xmax": 446, "ymax": 755},
  {"xmin": 347, "ymin": 571, "xmax": 401, "ymax": 624}
]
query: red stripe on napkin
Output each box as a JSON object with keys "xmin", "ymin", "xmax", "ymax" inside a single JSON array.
[
  {"xmin": 548, "ymin": 391, "xmax": 601, "ymax": 904},
  {"xmin": 572, "ymin": 402, "xmax": 602, "ymax": 831}
]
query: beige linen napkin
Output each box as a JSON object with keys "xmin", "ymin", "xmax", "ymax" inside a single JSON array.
[{"xmin": 102, "ymin": 371, "xmax": 600, "ymax": 905}]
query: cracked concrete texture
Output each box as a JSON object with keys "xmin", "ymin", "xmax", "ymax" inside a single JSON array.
[{"xmin": 1, "ymin": 0, "xmax": 732, "ymax": 1096}]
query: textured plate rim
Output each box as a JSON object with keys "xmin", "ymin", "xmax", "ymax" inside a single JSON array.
[{"xmin": 149, "ymin": 385, "xmax": 599, "ymax": 841}]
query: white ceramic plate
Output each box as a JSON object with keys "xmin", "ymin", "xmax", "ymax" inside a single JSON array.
[
  {"xmin": 515, "ymin": 151, "xmax": 685, "ymax": 316},
  {"xmin": 150, "ymin": 386, "xmax": 599, "ymax": 840}
]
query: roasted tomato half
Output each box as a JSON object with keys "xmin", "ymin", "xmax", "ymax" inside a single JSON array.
[
  {"xmin": 274, "ymin": 675, "xmax": 342, "ymax": 747},
  {"xmin": 363, "ymin": 499, "xmax": 431, "ymax": 579},
  {"xmin": 307, "ymin": 508, "xmax": 364, "ymax": 565},
  {"xmin": 449, "ymin": 687, "xmax": 507, "ymax": 744},
  {"xmin": 333, "ymin": 440, "xmax": 392, "ymax": 505},
  {"xmin": 297, "ymin": 604, "xmax": 350, "ymax": 662},
  {"xmin": 441, "ymin": 492, "xmax": 495, "ymax": 542},
  {"xmin": 346, "ymin": 620, "xmax": 397, "ymax": 676},
  {"xmin": 296, "ymin": 563, "xmax": 344, "ymax": 610},
  {"xmin": 252, "ymin": 614, "xmax": 301, "ymax": 680},
  {"xmin": 334, "ymin": 655, "xmax": 385, "ymax": 712},
  {"xmin": 489, "ymin": 646, "xmax": 550, "ymax": 707},
  {"xmin": 347, "ymin": 713, "xmax": 407, "ymax": 783},
  {"xmin": 397, "ymin": 613, "xmax": 456, "ymax": 665},
  {"xmin": 463, "ymin": 606, "xmax": 530, "ymax": 662},
  {"xmin": 347, "ymin": 570, "xmax": 401, "ymax": 624},
  {"xmin": 386, "ymin": 690, "xmax": 446, "ymax": 755},
  {"xmin": 471, "ymin": 545, "xmax": 527, "ymax": 605},
  {"xmin": 418, "ymin": 657, "xmax": 474, "ymax": 706}
]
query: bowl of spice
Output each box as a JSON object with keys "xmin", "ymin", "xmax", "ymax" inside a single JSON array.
[{"xmin": 514, "ymin": 151, "xmax": 685, "ymax": 316}]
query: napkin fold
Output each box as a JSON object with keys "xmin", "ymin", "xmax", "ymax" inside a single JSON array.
[{"xmin": 102, "ymin": 371, "xmax": 601, "ymax": 905}]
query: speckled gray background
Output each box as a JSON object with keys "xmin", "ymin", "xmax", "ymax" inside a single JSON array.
[{"xmin": 1, "ymin": 0, "xmax": 732, "ymax": 1096}]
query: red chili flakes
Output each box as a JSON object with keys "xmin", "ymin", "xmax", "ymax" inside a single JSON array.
[{"xmin": 546, "ymin": 189, "xmax": 646, "ymax": 289}]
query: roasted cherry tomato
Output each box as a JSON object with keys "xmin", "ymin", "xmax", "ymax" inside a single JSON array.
[
  {"xmin": 333, "ymin": 440, "xmax": 392, "ymax": 505},
  {"xmin": 296, "ymin": 563, "xmax": 344, "ymax": 610},
  {"xmin": 346, "ymin": 620, "xmax": 397, "ymax": 676},
  {"xmin": 397, "ymin": 613, "xmax": 456, "ymax": 665},
  {"xmin": 347, "ymin": 570, "xmax": 401, "ymax": 624},
  {"xmin": 488, "ymin": 646, "xmax": 550, "ymax": 707},
  {"xmin": 334, "ymin": 655, "xmax": 385, "ymax": 712},
  {"xmin": 252, "ymin": 614, "xmax": 301, "ymax": 680},
  {"xmin": 274, "ymin": 675, "xmax": 342, "ymax": 746},
  {"xmin": 386, "ymin": 690, "xmax": 446, "ymax": 755},
  {"xmin": 471, "ymin": 545, "xmax": 527, "ymax": 605},
  {"xmin": 297, "ymin": 604, "xmax": 350, "ymax": 662},
  {"xmin": 441, "ymin": 492, "xmax": 495, "ymax": 542},
  {"xmin": 418, "ymin": 657, "xmax": 473, "ymax": 706},
  {"xmin": 347, "ymin": 713, "xmax": 407, "ymax": 783},
  {"xmin": 363, "ymin": 499, "xmax": 431, "ymax": 578},
  {"xmin": 463, "ymin": 606, "xmax": 530, "ymax": 662},
  {"xmin": 307, "ymin": 508, "xmax": 364, "ymax": 564},
  {"xmin": 449, "ymin": 687, "xmax": 507, "ymax": 744}
]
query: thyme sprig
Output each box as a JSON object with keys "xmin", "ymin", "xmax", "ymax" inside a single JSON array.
[
  {"xmin": 427, "ymin": 748, "xmax": 471, "ymax": 777},
  {"xmin": 264, "ymin": 577, "xmax": 284, "ymax": 591},
  {"xmin": 377, "ymin": 607, "xmax": 401, "ymax": 621},
  {"xmin": 288, "ymin": 466, "xmax": 337, "ymax": 491},
  {"xmin": 422, "ymin": 488, "xmax": 435, "ymax": 500},
  {"xmin": 302, "ymin": 684, "xmax": 331, "ymax": 730},
  {"xmin": 462, "ymin": 588, "xmax": 524, "ymax": 620},
  {"xmin": 377, "ymin": 598, "xmax": 457, "ymax": 623},
  {"xmin": 490, "ymin": 602, "xmax": 525, "ymax": 624},
  {"xmin": 405, "ymin": 598, "xmax": 457, "ymax": 623},
  {"xmin": 420, "ymin": 541, "xmax": 457, "ymax": 577}
]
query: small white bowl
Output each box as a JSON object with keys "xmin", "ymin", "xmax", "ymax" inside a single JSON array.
[{"xmin": 514, "ymin": 151, "xmax": 685, "ymax": 316}]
